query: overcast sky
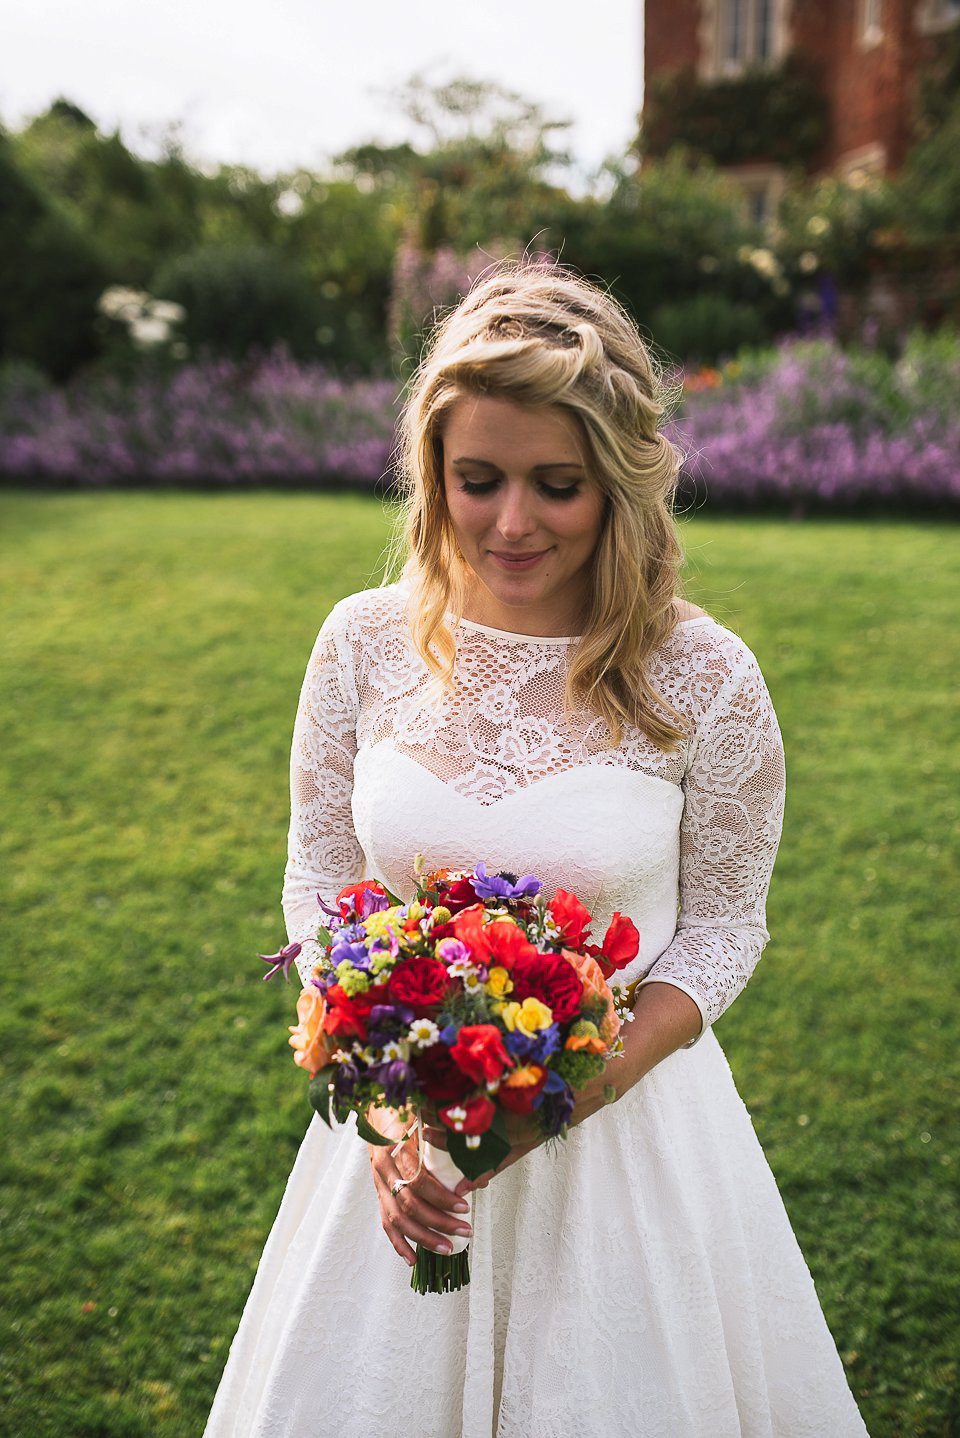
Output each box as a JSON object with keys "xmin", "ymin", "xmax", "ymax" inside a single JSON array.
[{"xmin": 3, "ymin": 0, "xmax": 644, "ymax": 186}]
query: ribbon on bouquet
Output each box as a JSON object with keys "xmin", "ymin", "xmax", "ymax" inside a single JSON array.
[{"xmin": 389, "ymin": 1110, "xmax": 425, "ymax": 1191}]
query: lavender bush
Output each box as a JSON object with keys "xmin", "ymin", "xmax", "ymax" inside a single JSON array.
[
  {"xmin": 0, "ymin": 332, "xmax": 957, "ymax": 511},
  {"xmin": 0, "ymin": 350, "xmax": 398, "ymax": 489},
  {"xmin": 666, "ymin": 332, "xmax": 960, "ymax": 513}
]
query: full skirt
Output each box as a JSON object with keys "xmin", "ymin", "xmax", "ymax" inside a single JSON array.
[{"xmin": 204, "ymin": 1031, "xmax": 868, "ymax": 1438}]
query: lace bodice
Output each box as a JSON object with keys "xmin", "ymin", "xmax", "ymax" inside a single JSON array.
[{"xmin": 281, "ymin": 583, "xmax": 786, "ymax": 1044}]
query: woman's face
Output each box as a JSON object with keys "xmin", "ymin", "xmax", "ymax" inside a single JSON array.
[
  {"xmin": 440, "ymin": 394, "xmax": 607, "ymax": 637},
  {"xmin": 439, "ymin": 396, "xmax": 603, "ymax": 638}
]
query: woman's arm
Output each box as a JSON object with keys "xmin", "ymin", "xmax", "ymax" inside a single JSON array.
[
  {"xmin": 450, "ymin": 634, "xmax": 786, "ymax": 1193},
  {"xmin": 282, "ymin": 605, "xmax": 366, "ymax": 984}
]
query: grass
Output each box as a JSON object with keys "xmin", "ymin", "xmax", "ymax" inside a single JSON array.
[{"xmin": 0, "ymin": 491, "xmax": 957, "ymax": 1437}]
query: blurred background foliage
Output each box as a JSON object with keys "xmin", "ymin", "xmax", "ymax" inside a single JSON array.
[{"xmin": 2, "ymin": 50, "xmax": 958, "ymax": 387}]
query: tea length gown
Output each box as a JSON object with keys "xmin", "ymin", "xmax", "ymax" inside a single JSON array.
[{"xmin": 204, "ymin": 582, "xmax": 868, "ymax": 1438}]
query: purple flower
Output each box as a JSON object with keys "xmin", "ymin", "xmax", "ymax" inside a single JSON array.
[
  {"xmin": 372, "ymin": 1060, "xmax": 415, "ymax": 1104},
  {"xmin": 257, "ymin": 941, "xmax": 302, "ymax": 982},
  {"xmin": 330, "ymin": 938, "xmax": 372, "ymax": 969},
  {"xmin": 535, "ymin": 1072, "xmax": 575, "ymax": 1135},
  {"xmin": 471, "ymin": 863, "xmax": 542, "ymax": 901}
]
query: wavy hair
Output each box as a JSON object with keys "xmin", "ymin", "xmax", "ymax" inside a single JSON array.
[{"xmin": 389, "ymin": 260, "xmax": 689, "ymax": 750}]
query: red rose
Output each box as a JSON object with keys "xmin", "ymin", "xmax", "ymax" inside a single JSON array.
[
  {"xmin": 336, "ymin": 880, "xmax": 388, "ymax": 919},
  {"xmin": 586, "ymin": 911, "xmax": 640, "ymax": 979},
  {"xmin": 485, "ymin": 918, "xmax": 538, "ymax": 971},
  {"xmin": 439, "ymin": 1093, "xmax": 496, "ymax": 1136},
  {"xmin": 449, "ymin": 1024, "xmax": 513, "ymax": 1084},
  {"xmin": 548, "ymin": 889, "xmax": 593, "ymax": 947},
  {"xmin": 386, "ymin": 957, "xmax": 451, "ymax": 1015},
  {"xmin": 510, "ymin": 951, "xmax": 583, "ymax": 1024},
  {"xmin": 320, "ymin": 984, "xmax": 378, "ymax": 1041},
  {"xmin": 412, "ymin": 1043, "xmax": 472, "ymax": 1103},
  {"xmin": 441, "ymin": 875, "xmax": 482, "ymax": 914}
]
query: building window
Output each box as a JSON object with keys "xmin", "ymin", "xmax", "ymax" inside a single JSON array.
[
  {"xmin": 860, "ymin": 0, "xmax": 884, "ymax": 45},
  {"xmin": 717, "ymin": 0, "xmax": 777, "ymax": 72}
]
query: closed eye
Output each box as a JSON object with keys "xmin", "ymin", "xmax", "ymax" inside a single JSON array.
[{"xmin": 457, "ymin": 477, "xmax": 581, "ymax": 501}]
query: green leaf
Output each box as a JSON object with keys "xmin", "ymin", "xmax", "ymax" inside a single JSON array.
[
  {"xmin": 447, "ymin": 1125, "xmax": 511, "ymax": 1181},
  {"xmin": 314, "ymin": 925, "xmax": 332, "ymax": 948},
  {"xmin": 356, "ymin": 1110, "xmax": 395, "ymax": 1146},
  {"xmin": 308, "ymin": 1067, "xmax": 337, "ymax": 1127}
]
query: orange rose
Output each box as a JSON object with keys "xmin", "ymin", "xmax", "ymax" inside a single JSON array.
[
  {"xmin": 561, "ymin": 948, "xmax": 621, "ymax": 1047},
  {"xmin": 288, "ymin": 987, "xmax": 336, "ymax": 1076}
]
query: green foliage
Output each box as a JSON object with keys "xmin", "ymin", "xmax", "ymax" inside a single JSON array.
[
  {"xmin": 894, "ymin": 38, "xmax": 960, "ymax": 247},
  {"xmin": 151, "ymin": 244, "xmax": 321, "ymax": 360},
  {"xmin": 641, "ymin": 53, "xmax": 829, "ymax": 170},
  {"xmin": 11, "ymin": 103, "xmax": 206, "ymax": 288},
  {"xmin": 0, "ymin": 494, "xmax": 956, "ymax": 1434},
  {"xmin": 0, "ymin": 135, "xmax": 107, "ymax": 378},
  {"xmin": 651, "ymin": 292, "xmax": 770, "ymax": 365},
  {"xmin": 551, "ymin": 1049, "xmax": 605, "ymax": 1088},
  {"xmin": 775, "ymin": 172, "xmax": 898, "ymax": 288},
  {"xmin": 555, "ymin": 151, "xmax": 780, "ymax": 340}
]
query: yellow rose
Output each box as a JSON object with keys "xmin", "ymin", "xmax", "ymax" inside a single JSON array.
[
  {"xmin": 501, "ymin": 997, "xmax": 553, "ymax": 1036},
  {"xmin": 485, "ymin": 965, "xmax": 514, "ymax": 999}
]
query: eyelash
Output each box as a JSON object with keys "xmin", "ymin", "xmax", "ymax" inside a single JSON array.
[{"xmin": 458, "ymin": 478, "xmax": 581, "ymax": 501}]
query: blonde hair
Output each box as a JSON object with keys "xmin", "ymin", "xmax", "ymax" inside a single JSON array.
[{"xmin": 390, "ymin": 260, "xmax": 688, "ymax": 750}]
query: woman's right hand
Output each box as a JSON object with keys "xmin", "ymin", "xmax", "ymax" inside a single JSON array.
[{"xmin": 366, "ymin": 1107, "xmax": 474, "ymax": 1267}]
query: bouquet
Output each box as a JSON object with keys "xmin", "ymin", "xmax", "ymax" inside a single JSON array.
[{"xmin": 259, "ymin": 859, "xmax": 640, "ymax": 1294}]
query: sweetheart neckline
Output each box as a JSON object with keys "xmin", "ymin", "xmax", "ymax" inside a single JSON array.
[{"xmin": 356, "ymin": 740, "xmax": 682, "ymax": 805}]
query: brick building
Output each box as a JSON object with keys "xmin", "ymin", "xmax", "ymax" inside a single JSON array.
[{"xmin": 644, "ymin": 0, "xmax": 960, "ymax": 219}]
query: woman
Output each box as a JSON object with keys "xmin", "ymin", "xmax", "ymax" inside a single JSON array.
[{"xmin": 204, "ymin": 263, "xmax": 868, "ymax": 1436}]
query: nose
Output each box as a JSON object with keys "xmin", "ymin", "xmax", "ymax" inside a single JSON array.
[{"xmin": 494, "ymin": 480, "xmax": 538, "ymax": 543}]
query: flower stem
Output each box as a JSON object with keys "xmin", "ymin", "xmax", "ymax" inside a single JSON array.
[{"xmin": 410, "ymin": 1243, "xmax": 471, "ymax": 1295}]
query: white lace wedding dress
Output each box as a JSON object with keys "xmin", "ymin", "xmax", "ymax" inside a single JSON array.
[{"xmin": 204, "ymin": 583, "xmax": 868, "ymax": 1438}]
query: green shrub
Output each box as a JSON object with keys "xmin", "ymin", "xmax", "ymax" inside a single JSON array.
[
  {"xmin": 151, "ymin": 244, "xmax": 321, "ymax": 360},
  {"xmin": 0, "ymin": 136, "xmax": 106, "ymax": 379},
  {"xmin": 651, "ymin": 292, "xmax": 770, "ymax": 365}
]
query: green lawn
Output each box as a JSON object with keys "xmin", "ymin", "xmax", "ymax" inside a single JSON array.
[{"xmin": 1, "ymin": 492, "xmax": 957, "ymax": 1437}]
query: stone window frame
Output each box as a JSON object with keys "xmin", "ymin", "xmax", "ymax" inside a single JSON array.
[{"xmin": 698, "ymin": 0, "xmax": 792, "ymax": 80}]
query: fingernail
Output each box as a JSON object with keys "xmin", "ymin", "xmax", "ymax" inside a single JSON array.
[
  {"xmin": 456, "ymin": 1225, "xmax": 472, "ymax": 1237},
  {"xmin": 405, "ymin": 1256, "xmax": 414, "ymax": 1267},
  {"xmin": 434, "ymin": 1242, "xmax": 451, "ymax": 1255},
  {"xmin": 454, "ymin": 1200, "xmax": 469, "ymax": 1213}
]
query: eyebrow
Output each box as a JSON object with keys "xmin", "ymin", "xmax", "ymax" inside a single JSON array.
[{"xmin": 451, "ymin": 456, "xmax": 585, "ymax": 472}]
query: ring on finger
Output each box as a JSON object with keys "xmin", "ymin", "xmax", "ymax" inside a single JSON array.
[{"xmin": 390, "ymin": 1179, "xmax": 403, "ymax": 1197}]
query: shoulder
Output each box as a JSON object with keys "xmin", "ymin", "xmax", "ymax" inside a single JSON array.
[
  {"xmin": 656, "ymin": 614, "xmax": 776, "ymax": 730},
  {"xmin": 314, "ymin": 582, "xmax": 408, "ymax": 645}
]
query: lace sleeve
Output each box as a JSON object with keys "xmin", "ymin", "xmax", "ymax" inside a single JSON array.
[
  {"xmin": 634, "ymin": 638, "xmax": 786, "ymax": 1046},
  {"xmin": 281, "ymin": 605, "xmax": 366, "ymax": 986}
]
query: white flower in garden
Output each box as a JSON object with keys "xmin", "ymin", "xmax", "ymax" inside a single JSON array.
[
  {"xmin": 129, "ymin": 315, "xmax": 171, "ymax": 348},
  {"xmin": 748, "ymin": 248, "xmax": 780, "ymax": 279},
  {"xmin": 98, "ymin": 286, "xmax": 148, "ymax": 321},
  {"xmin": 149, "ymin": 300, "xmax": 187, "ymax": 325},
  {"xmin": 799, "ymin": 251, "xmax": 819, "ymax": 273},
  {"xmin": 807, "ymin": 215, "xmax": 830, "ymax": 236}
]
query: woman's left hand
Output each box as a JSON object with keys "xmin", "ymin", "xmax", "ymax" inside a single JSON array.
[{"xmin": 422, "ymin": 1067, "xmax": 616, "ymax": 1198}]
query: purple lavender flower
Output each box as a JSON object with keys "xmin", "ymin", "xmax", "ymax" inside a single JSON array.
[{"xmin": 471, "ymin": 863, "xmax": 542, "ymax": 901}]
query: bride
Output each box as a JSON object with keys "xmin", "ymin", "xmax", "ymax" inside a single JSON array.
[{"xmin": 203, "ymin": 262, "xmax": 869, "ymax": 1436}]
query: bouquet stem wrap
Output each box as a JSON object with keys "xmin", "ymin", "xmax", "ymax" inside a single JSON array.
[{"xmin": 411, "ymin": 1140, "xmax": 471, "ymax": 1294}]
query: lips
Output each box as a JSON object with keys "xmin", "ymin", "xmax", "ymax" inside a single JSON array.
[{"xmin": 489, "ymin": 548, "xmax": 550, "ymax": 569}]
